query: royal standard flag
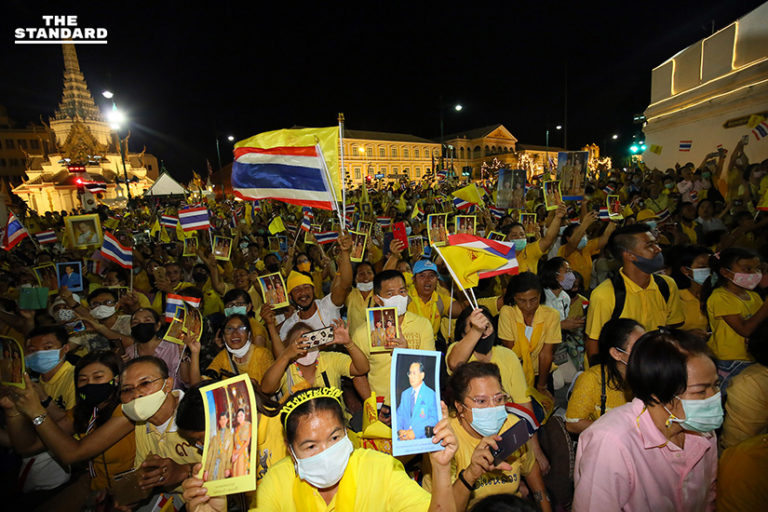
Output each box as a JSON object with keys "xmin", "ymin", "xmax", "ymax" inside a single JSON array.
[
  {"xmin": 452, "ymin": 183, "xmax": 485, "ymax": 208},
  {"xmin": 433, "ymin": 245, "xmax": 510, "ymax": 290},
  {"xmin": 268, "ymin": 216, "xmax": 285, "ymax": 235}
]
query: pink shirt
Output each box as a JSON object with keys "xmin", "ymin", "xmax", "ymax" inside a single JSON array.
[{"xmin": 574, "ymin": 398, "xmax": 717, "ymax": 512}]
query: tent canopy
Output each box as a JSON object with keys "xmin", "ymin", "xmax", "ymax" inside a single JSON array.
[{"xmin": 144, "ymin": 172, "xmax": 187, "ymax": 196}]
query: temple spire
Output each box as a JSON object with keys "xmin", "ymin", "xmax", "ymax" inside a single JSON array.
[{"xmin": 53, "ymin": 43, "xmax": 103, "ymax": 122}]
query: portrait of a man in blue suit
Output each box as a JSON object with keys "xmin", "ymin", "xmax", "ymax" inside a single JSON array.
[{"xmin": 396, "ymin": 361, "xmax": 438, "ymax": 440}]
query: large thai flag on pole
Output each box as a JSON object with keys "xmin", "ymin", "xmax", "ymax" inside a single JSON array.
[
  {"xmin": 2, "ymin": 213, "xmax": 29, "ymax": 251},
  {"xmin": 101, "ymin": 232, "xmax": 133, "ymax": 269},
  {"xmin": 231, "ymin": 127, "xmax": 341, "ymax": 211},
  {"xmin": 178, "ymin": 207, "xmax": 210, "ymax": 231}
]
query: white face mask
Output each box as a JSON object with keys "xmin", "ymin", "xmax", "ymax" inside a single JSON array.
[
  {"xmin": 292, "ymin": 434, "xmax": 353, "ymax": 489},
  {"xmin": 226, "ymin": 338, "xmax": 252, "ymax": 358},
  {"xmin": 296, "ymin": 349, "xmax": 319, "ymax": 366},
  {"xmin": 356, "ymin": 281, "xmax": 374, "ymax": 292},
  {"xmin": 378, "ymin": 294, "xmax": 409, "ymax": 316},
  {"xmin": 122, "ymin": 381, "xmax": 168, "ymax": 422},
  {"xmin": 91, "ymin": 305, "xmax": 116, "ymax": 320},
  {"xmin": 55, "ymin": 308, "xmax": 75, "ymax": 322}
]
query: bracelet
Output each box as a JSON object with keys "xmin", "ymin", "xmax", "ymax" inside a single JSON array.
[{"xmin": 457, "ymin": 469, "xmax": 474, "ymax": 491}]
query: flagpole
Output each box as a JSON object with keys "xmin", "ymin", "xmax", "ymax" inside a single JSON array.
[
  {"xmin": 316, "ymin": 143, "xmax": 345, "ymax": 228},
  {"xmin": 432, "ymin": 246, "xmax": 475, "ymax": 308},
  {"xmin": 338, "ymin": 113, "xmax": 346, "ymax": 221}
]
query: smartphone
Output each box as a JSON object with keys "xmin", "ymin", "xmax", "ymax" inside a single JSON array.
[
  {"xmin": 303, "ymin": 325, "xmax": 335, "ymax": 349},
  {"xmin": 490, "ymin": 421, "xmax": 530, "ymax": 465},
  {"xmin": 393, "ymin": 222, "xmax": 409, "ymax": 250}
]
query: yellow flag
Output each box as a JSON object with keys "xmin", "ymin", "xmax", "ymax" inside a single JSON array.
[
  {"xmin": 748, "ymin": 115, "xmax": 766, "ymax": 129},
  {"xmin": 104, "ymin": 218, "xmax": 119, "ymax": 230},
  {"xmin": 758, "ymin": 187, "xmax": 768, "ymax": 212},
  {"xmin": 150, "ymin": 218, "xmax": 160, "ymax": 238},
  {"xmin": 268, "ymin": 216, "xmax": 285, "ymax": 234},
  {"xmin": 243, "ymin": 203, "xmax": 252, "ymax": 225},
  {"xmin": 159, "ymin": 225, "xmax": 171, "ymax": 243},
  {"xmin": 434, "ymin": 246, "xmax": 508, "ymax": 290},
  {"xmin": 361, "ymin": 185, "xmax": 369, "ymax": 205},
  {"xmin": 649, "ymin": 144, "xmax": 663, "ymax": 155},
  {"xmin": 452, "ymin": 184, "xmax": 485, "ymax": 207},
  {"xmin": 175, "ymin": 220, "xmax": 186, "ymax": 241},
  {"xmin": 397, "ymin": 191, "xmax": 407, "ymax": 213},
  {"xmin": 234, "ymin": 126, "xmax": 341, "ymax": 200}
]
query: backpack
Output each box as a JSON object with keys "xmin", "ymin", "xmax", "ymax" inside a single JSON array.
[{"xmin": 609, "ymin": 273, "xmax": 670, "ymax": 320}]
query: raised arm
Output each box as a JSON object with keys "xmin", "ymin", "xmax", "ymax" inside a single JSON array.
[
  {"xmin": 561, "ymin": 211, "xmax": 597, "ymax": 257},
  {"xmin": 330, "ymin": 232, "xmax": 353, "ymax": 307},
  {"xmin": 538, "ymin": 205, "xmax": 567, "ymax": 254}
]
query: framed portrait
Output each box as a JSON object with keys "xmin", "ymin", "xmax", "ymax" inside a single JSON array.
[
  {"xmin": 304, "ymin": 230, "xmax": 316, "ymax": 245},
  {"xmin": 33, "ymin": 263, "xmax": 59, "ymax": 295},
  {"xmin": 497, "ymin": 169, "xmax": 527, "ymax": 209},
  {"xmin": 454, "ymin": 215, "xmax": 476, "ymax": 235},
  {"xmin": 267, "ymin": 237, "xmax": 280, "ymax": 252},
  {"xmin": 349, "ymin": 230, "xmax": 368, "ymax": 263},
  {"xmin": 366, "ymin": 306, "xmax": 399, "ymax": 353},
  {"xmin": 390, "ymin": 348, "xmax": 443, "ymax": 457},
  {"xmin": 607, "ymin": 194, "xmax": 623, "ymax": 220},
  {"xmin": 357, "ymin": 220, "xmax": 372, "ymax": 235},
  {"xmin": 0, "ymin": 336, "xmax": 25, "ymax": 388},
  {"xmin": 487, "ymin": 231, "xmax": 506, "ymax": 242},
  {"xmin": 543, "ymin": 181, "xmax": 563, "ymax": 211},
  {"xmin": 278, "ymin": 236, "xmax": 288, "ymax": 253},
  {"xmin": 519, "ymin": 213, "xmax": 537, "ymax": 237},
  {"xmin": 183, "ymin": 235, "xmax": 198, "ymax": 256},
  {"xmin": 408, "ymin": 236, "xmax": 425, "ymax": 258},
  {"xmin": 65, "ymin": 213, "xmax": 103, "ymax": 249},
  {"xmin": 258, "ymin": 272, "xmax": 289, "ymax": 309},
  {"xmin": 56, "ymin": 261, "xmax": 83, "ymax": 292},
  {"xmin": 183, "ymin": 307, "xmax": 203, "ymax": 344},
  {"xmin": 199, "ymin": 374, "xmax": 258, "ymax": 496},
  {"xmin": 427, "ymin": 214, "xmax": 448, "ymax": 247},
  {"xmin": 557, "ymin": 151, "xmax": 589, "ymax": 200},
  {"xmin": 164, "ymin": 307, "xmax": 187, "ymax": 345},
  {"xmin": 213, "ymin": 236, "xmax": 233, "ymax": 261}
]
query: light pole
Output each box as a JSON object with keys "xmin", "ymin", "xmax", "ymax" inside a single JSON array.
[
  {"xmin": 102, "ymin": 90, "xmax": 130, "ymax": 200},
  {"xmin": 439, "ymin": 101, "xmax": 463, "ymax": 176},
  {"xmin": 215, "ymin": 135, "xmax": 236, "ymax": 172},
  {"xmin": 544, "ymin": 124, "xmax": 562, "ymax": 172}
]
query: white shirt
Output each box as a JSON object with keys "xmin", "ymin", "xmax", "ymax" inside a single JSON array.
[
  {"xmin": 544, "ymin": 288, "xmax": 571, "ymax": 320},
  {"xmin": 279, "ymin": 293, "xmax": 341, "ymax": 339}
]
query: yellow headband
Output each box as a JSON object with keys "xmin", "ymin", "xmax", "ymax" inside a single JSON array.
[{"xmin": 281, "ymin": 387, "xmax": 344, "ymax": 429}]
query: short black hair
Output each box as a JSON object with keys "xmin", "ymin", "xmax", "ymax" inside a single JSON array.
[
  {"xmin": 88, "ymin": 287, "xmax": 118, "ymax": 303},
  {"xmin": 223, "ymin": 288, "xmax": 252, "ymax": 306},
  {"xmin": 123, "ymin": 355, "xmax": 169, "ymax": 379},
  {"xmin": 748, "ymin": 318, "xmax": 768, "ymax": 366},
  {"xmin": 448, "ymin": 361, "xmax": 502, "ymax": 412},
  {"xmin": 626, "ymin": 328, "xmax": 713, "ymax": 405},
  {"xmin": 503, "ymin": 271, "xmax": 543, "ymax": 306},
  {"xmin": 176, "ymin": 382, "xmax": 207, "ymax": 432},
  {"xmin": 454, "ymin": 306, "xmax": 495, "ymax": 340},
  {"xmin": 407, "ymin": 361, "xmax": 425, "ymax": 374},
  {"xmin": 609, "ymin": 223, "xmax": 653, "ymax": 261},
  {"xmin": 560, "ymin": 223, "xmax": 579, "ymax": 245},
  {"xmin": 467, "ymin": 493, "xmax": 539, "ymax": 512},
  {"xmin": 539, "ymin": 257, "xmax": 567, "ymax": 290},
  {"xmin": 373, "ymin": 269, "xmax": 406, "ymax": 295},
  {"xmin": 282, "ymin": 388, "xmax": 345, "ymax": 446},
  {"xmin": 27, "ymin": 324, "xmax": 68, "ymax": 347}
]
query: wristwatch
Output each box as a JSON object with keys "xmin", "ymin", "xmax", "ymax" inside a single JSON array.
[{"xmin": 32, "ymin": 413, "xmax": 47, "ymax": 427}]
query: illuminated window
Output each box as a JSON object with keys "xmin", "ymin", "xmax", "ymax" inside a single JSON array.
[
  {"xmin": 379, "ymin": 146, "xmax": 385, "ymax": 157},
  {"xmin": 354, "ymin": 167, "xmax": 361, "ymax": 179},
  {"xmin": 415, "ymin": 167, "xmax": 421, "ymax": 177},
  {"xmin": 414, "ymin": 148, "xmax": 419, "ymax": 158},
  {"xmin": 403, "ymin": 147, "xmax": 409, "ymax": 158},
  {"xmin": 366, "ymin": 146, "xmax": 373, "ymax": 157},
  {"xmin": 391, "ymin": 147, "xmax": 397, "ymax": 158}
]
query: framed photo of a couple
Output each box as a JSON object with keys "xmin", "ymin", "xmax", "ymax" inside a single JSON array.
[
  {"xmin": 366, "ymin": 306, "xmax": 399, "ymax": 353},
  {"xmin": 390, "ymin": 349, "xmax": 443, "ymax": 457},
  {"xmin": 199, "ymin": 374, "xmax": 257, "ymax": 496},
  {"xmin": 258, "ymin": 272, "xmax": 289, "ymax": 309}
]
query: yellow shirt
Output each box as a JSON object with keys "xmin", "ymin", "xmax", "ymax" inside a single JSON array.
[
  {"xmin": 445, "ymin": 344, "xmax": 528, "ymax": 404},
  {"xmin": 206, "ymin": 345, "xmax": 275, "ymax": 383},
  {"xmin": 279, "ymin": 351, "xmax": 352, "ymax": 397},
  {"xmin": 679, "ymin": 288, "xmax": 708, "ymax": 332},
  {"xmin": 345, "ymin": 288, "xmax": 376, "ymax": 335},
  {"xmin": 706, "ymin": 287, "xmax": 762, "ymax": 361},
  {"xmin": 407, "ymin": 287, "xmax": 453, "ymax": 335},
  {"xmin": 475, "ymin": 296, "xmax": 501, "ymax": 317},
  {"xmin": 558, "ymin": 239, "xmax": 600, "ymax": 287},
  {"xmin": 585, "ymin": 269, "xmax": 684, "ymax": 340},
  {"xmin": 564, "ymin": 364, "xmax": 629, "ymax": 423},
  {"xmin": 720, "ymin": 364, "xmax": 768, "ymax": 450},
  {"xmin": 717, "ymin": 434, "xmax": 768, "ymax": 512},
  {"xmin": 497, "ymin": 305, "xmax": 561, "ymax": 384},
  {"xmin": 422, "ymin": 416, "xmax": 534, "ymax": 508},
  {"xmin": 516, "ymin": 240, "xmax": 544, "ymax": 274},
  {"xmin": 250, "ymin": 448, "xmax": 431, "ymax": 511},
  {"xmin": 41, "ymin": 360, "xmax": 76, "ymax": 411},
  {"xmin": 353, "ymin": 311, "xmax": 434, "ymax": 405},
  {"xmin": 254, "ymin": 414, "xmax": 288, "ymax": 482}
]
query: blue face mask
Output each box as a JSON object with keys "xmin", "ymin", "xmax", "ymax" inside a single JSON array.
[
  {"xmin": 470, "ymin": 405, "xmax": 507, "ymax": 437},
  {"xmin": 512, "ymin": 238, "xmax": 527, "ymax": 253},
  {"xmin": 26, "ymin": 349, "xmax": 62, "ymax": 374},
  {"xmin": 646, "ymin": 221, "xmax": 657, "ymax": 231},
  {"xmin": 224, "ymin": 305, "xmax": 247, "ymax": 317},
  {"xmin": 405, "ymin": 226, "xmax": 412, "ymax": 236},
  {"xmin": 665, "ymin": 392, "xmax": 723, "ymax": 433},
  {"xmin": 689, "ymin": 267, "xmax": 711, "ymax": 285},
  {"xmin": 577, "ymin": 236, "xmax": 588, "ymax": 250}
]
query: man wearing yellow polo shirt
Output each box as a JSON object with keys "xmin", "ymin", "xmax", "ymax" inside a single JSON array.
[
  {"xmin": 558, "ymin": 210, "xmax": 616, "ymax": 286},
  {"xmin": 585, "ymin": 223, "xmax": 684, "ymax": 360},
  {"xmin": 352, "ymin": 270, "xmax": 434, "ymax": 424},
  {"xmin": 407, "ymin": 260, "xmax": 463, "ymax": 336},
  {"xmin": 506, "ymin": 204, "xmax": 566, "ymax": 274}
]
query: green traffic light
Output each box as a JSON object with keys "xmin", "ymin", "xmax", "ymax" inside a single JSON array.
[
  {"xmin": 630, "ymin": 145, "xmax": 639, "ymax": 154},
  {"xmin": 640, "ymin": 144, "xmax": 647, "ymax": 151}
]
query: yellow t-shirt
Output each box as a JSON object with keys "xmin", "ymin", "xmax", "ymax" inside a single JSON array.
[
  {"xmin": 679, "ymin": 288, "xmax": 708, "ymax": 332},
  {"xmin": 585, "ymin": 269, "xmax": 684, "ymax": 340},
  {"xmin": 345, "ymin": 288, "xmax": 376, "ymax": 336},
  {"xmin": 564, "ymin": 364, "xmax": 629, "ymax": 423},
  {"xmin": 255, "ymin": 413, "xmax": 288, "ymax": 482},
  {"xmin": 41, "ymin": 360, "xmax": 76, "ymax": 411},
  {"xmin": 706, "ymin": 287, "xmax": 762, "ymax": 361},
  {"xmin": 206, "ymin": 345, "xmax": 275, "ymax": 383},
  {"xmin": 250, "ymin": 448, "xmax": 431, "ymax": 511},
  {"xmin": 422, "ymin": 416, "xmax": 534, "ymax": 508},
  {"xmin": 445, "ymin": 344, "xmax": 528, "ymax": 404},
  {"xmin": 475, "ymin": 296, "xmax": 501, "ymax": 317},
  {"xmin": 497, "ymin": 305, "xmax": 561, "ymax": 382},
  {"xmin": 353, "ymin": 311, "xmax": 434, "ymax": 405},
  {"xmin": 516, "ymin": 240, "xmax": 544, "ymax": 274},
  {"xmin": 279, "ymin": 351, "xmax": 352, "ymax": 397},
  {"xmin": 407, "ymin": 287, "xmax": 453, "ymax": 335},
  {"xmin": 720, "ymin": 364, "xmax": 768, "ymax": 451},
  {"xmin": 558, "ymin": 239, "xmax": 600, "ymax": 287},
  {"xmin": 717, "ymin": 434, "xmax": 768, "ymax": 512}
]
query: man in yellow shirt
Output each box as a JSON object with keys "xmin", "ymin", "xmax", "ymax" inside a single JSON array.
[
  {"xmin": 585, "ymin": 224, "xmax": 684, "ymax": 360},
  {"xmin": 505, "ymin": 204, "xmax": 566, "ymax": 274},
  {"xmin": 558, "ymin": 210, "xmax": 616, "ymax": 286},
  {"xmin": 25, "ymin": 325, "xmax": 76, "ymax": 412},
  {"xmin": 407, "ymin": 260, "xmax": 463, "ymax": 336}
]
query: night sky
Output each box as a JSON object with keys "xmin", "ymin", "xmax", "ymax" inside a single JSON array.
[{"xmin": 2, "ymin": 0, "xmax": 764, "ymax": 182}]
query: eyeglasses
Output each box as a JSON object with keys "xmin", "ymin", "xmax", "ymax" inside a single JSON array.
[
  {"xmin": 225, "ymin": 302, "xmax": 247, "ymax": 308},
  {"xmin": 224, "ymin": 325, "xmax": 249, "ymax": 334},
  {"xmin": 466, "ymin": 393, "xmax": 509, "ymax": 407},
  {"xmin": 91, "ymin": 300, "xmax": 116, "ymax": 307},
  {"xmin": 120, "ymin": 377, "xmax": 164, "ymax": 401}
]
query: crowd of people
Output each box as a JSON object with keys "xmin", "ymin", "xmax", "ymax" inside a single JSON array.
[{"xmin": 0, "ymin": 148, "xmax": 767, "ymax": 511}]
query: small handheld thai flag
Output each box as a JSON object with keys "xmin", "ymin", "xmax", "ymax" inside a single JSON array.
[
  {"xmin": 690, "ymin": 190, "xmax": 698, "ymax": 203},
  {"xmin": 2, "ymin": 213, "xmax": 28, "ymax": 250},
  {"xmin": 160, "ymin": 215, "xmax": 178, "ymax": 229},
  {"xmin": 100, "ymin": 232, "xmax": 133, "ymax": 269},
  {"xmin": 437, "ymin": 169, "xmax": 447, "ymax": 179},
  {"xmin": 376, "ymin": 217, "xmax": 392, "ymax": 228},
  {"xmin": 453, "ymin": 197, "xmax": 471, "ymax": 210},
  {"xmin": 598, "ymin": 207, "xmax": 610, "ymax": 221},
  {"xmin": 505, "ymin": 402, "xmax": 540, "ymax": 435},
  {"xmin": 35, "ymin": 229, "xmax": 58, "ymax": 245},
  {"xmin": 165, "ymin": 294, "xmax": 186, "ymax": 322},
  {"xmin": 489, "ymin": 207, "xmax": 505, "ymax": 219},
  {"xmin": 302, "ymin": 206, "xmax": 314, "ymax": 221},
  {"xmin": 679, "ymin": 140, "xmax": 692, "ymax": 152},
  {"xmin": 752, "ymin": 122, "xmax": 768, "ymax": 141},
  {"xmin": 84, "ymin": 181, "xmax": 107, "ymax": 193},
  {"xmin": 345, "ymin": 204, "xmax": 355, "ymax": 215},
  {"xmin": 300, "ymin": 216, "xmax": 311, "ymax": 232},
  {"xmin": 657, "ymin": 208, "xmax": 670, "ymax": 223},
  {"xmin": 315, "ymin": 231, "xmax": 339, "ymax": 244},
  {"xmin": 602, "ymin": 185, "xmax": 615, "ymax": 194},
  {"xmin": 178, "ymin": 207, "xmax": 211, "ymax": 231}
]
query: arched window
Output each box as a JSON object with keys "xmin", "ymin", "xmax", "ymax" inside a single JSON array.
[
  {"xmin": 403, "ymin": 147, "xmax": 409, "ymax": 158},
  {"xmin": 459, "ymin": 147, "xmax": 465, "ymax": 159},
  {"xmin": 485, "ymin": 145, "xmax": 490, "ymax": 156},
  {"xmin": 474, "ymin": 146, "xmax": 481, "ymax": 159}
]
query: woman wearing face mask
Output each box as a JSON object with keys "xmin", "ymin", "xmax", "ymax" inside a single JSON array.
[
  {"xmin": 695, "ymin": 199, "xmax": 727, "ymax": 234},
  {"xmin": 126, "ymin": 308, "xmax": 185, "ymax": 388},
  {"xmin": 573, "ymin": 329, "xmax": 720, "ymax": 511},
  {"xmin": 540, "ymin": 258, "xmax": 584, "ymax": 332},
  {"xmin": 422, "ymin": 362, "xmax": 550, "ymax": 511},
  {"xmin": 222, "ymin": 289, "xmax": 267, "ymax": 347},
  {"xmin": 183, "ymin": 386, "xmax": 459, "ymax": 512},
  {"xmin": 3, "ymin": 351, "xmax": 136, "ymax": 506},
  {"xmin": 74, "ymin": 288, "xmax": 134, "ymax": 353},
  {"xmin": 565, "ymin": 319, "xmax": 644, "ymax": 434},
  {"xmin": 504, "ymin": 204, "xmax": 567, "ymax": 274},
  {"xmin": 345, "ymin": 262, "xmax": 377, "ymax": 335},
  {"xmin": 558, "ymin": 212, "xmax": 616, "ymax": 287},
  {"xmin": 260, "ymin": 319, "xmax": 368, "ymax": 398},
  {"xmin": 199, "ymin": 314, "xmax": 274, "ymax": 385},
  {"xmin": 669, "ymin": 245, "xmax": 712, "ymax": 337},
  {"xmin": 702, "ymin": 248, "xmax": 768, "ymax": 392}
]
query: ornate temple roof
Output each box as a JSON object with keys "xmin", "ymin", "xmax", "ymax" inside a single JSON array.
[{"xmin": 52, "ymin": 44, "xmax": 103, "ymax": 123}]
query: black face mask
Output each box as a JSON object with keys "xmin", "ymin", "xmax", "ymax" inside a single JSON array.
[
  {"xmin": 475, "ymin": 332, "xmax": 496, "ymax": 355},
  {"xmin": 192, "ymin": 272, "xmax": 208, "ymax": 283},
  {"xmin": 78, "ymin": 381, "xmax": 117, "ymax": 407},
  {"xmin": 266, "ymin": 263, "xmax": 280, "ymax": 273},
  {"xmin": 131, "ymin": 322, "xmax": 157, "ymax": 343}
]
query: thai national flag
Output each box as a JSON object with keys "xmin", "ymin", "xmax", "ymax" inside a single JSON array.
[
  {"xmin": 602, "ymin": 185, "xmax": 615, "ymax": 194},
  {"xmin": 300, "ymin": 216, "xmax": 311, "ymax": 232},
  {"xmin": 160, "ymin": 215, "xmax": 178, "ymax": 228},
  {"xmin": 437, "ymin": 170, "xmax": 447, "ymax": 179},
  {"xmin": 302, "ymin": 206, "xmax": 314, "ymax": 221},
  {"xmin": 690, "ymin": 191, "xmax": 698, "ymax": 203},
  {"xmin": 489, "ymin": 207, "xmax": 505, "ymax": 219},
  {"xmin": 376, "ymin": 217, "xmax": 392, "ymax": 228},
  {"xmin": 315, "ymin": 231, "xmax": 339, "ymax": 244},
  {"xmin": 598, "ymin": 207, "xmax": 610, "ymax": 221},
  {"xmin": 35, "ymin": 229, "xmax": 58, "ymax": 244},
  {"xmin": 657, "ymin": 208, "xmax": 670, "ymax": 223},
  {"xmin": 100, "ymin": 231, "xmax": 133, "ymax": 269},
  {"xmin": 453, "ymin": 197, "xmax": 471, "ymax": 210},
  {"xmin": 165, "ymin": 294, "xmax": 186, "ymax": 322},
  {"xmin": 752, "ymin": 122, "xmax": 768, "ymax": 141},
  {"xmin": 84, "ymin": 181, "xmax": 107, "ymax": 193},
  {"xmin": 345, "ymin": 204, "xmax": 355, "ymax": 215},
  {"xmin": 679, "ymin": 140, "xmax": 692, "ymax": 152},
  {"xmin": 505, "ymin": 402, "xmax": 540, "ymax": 435},
  {"xmin": 447, "ymin": 234, "xmax": 519, "ymax": 278},
  {"xmin": 2, "ymin": 213, "xmax": 28, "ymax": 250},
  {"xmin": 178, "ymin": 207, "xmax": 210, "ymax": 231},
  {"xmin": 232, "ymin": 144, "xmax": 336, "ymax": 210}
]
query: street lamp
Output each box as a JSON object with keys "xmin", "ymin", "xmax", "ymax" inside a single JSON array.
[
  {"xmin": 227, "ymin": 135, "xmax": 235, "ymax": 142},
  {"xmin": 612, "ymin": 134, "xmax": 619, "ymax": 140},
  {"xmin": 215, "ymin": 135, "xmax": 236, "ymax": 172},
  {"xmin": 102, "ymin": 90, "xmax": 131, "ymax": 200}
]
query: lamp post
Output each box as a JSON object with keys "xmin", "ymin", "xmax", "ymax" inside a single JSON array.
[
  {"xmin": 102, "ymin": 90, "xmax": 130, "ymax": 200},
  {"xmin": 439, "ymin": 101, "xmax": 463, "ymax": 176},
  {"xmin": 215, "ymin": 135, "xmax": 236, "ymax": 172},
  {"xmin": 544, "ymin": 124, "xmax": 563, "ymax": 172}
]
